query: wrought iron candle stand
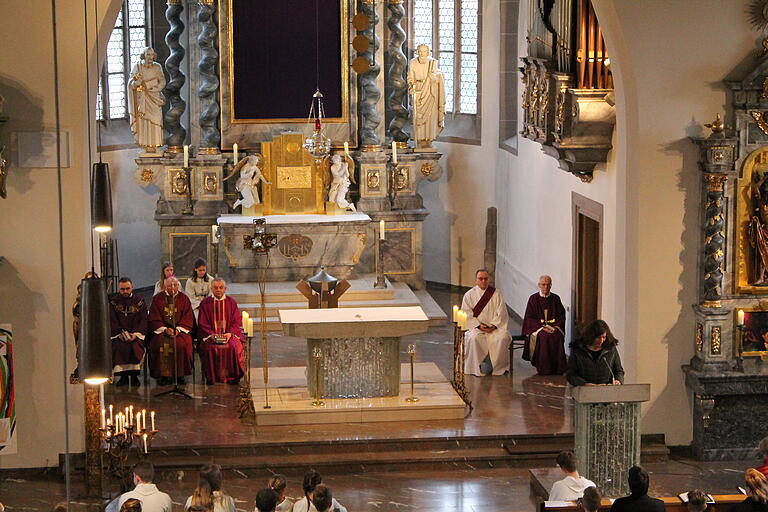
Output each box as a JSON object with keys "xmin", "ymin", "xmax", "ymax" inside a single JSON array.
[
  {"xmin": 451, "ymin": 322, "xmax": 472, "ymax": 409},
  {"xmin": 734, "ymin": 322, "xmax": 745, "ymax": 373},
  {"xmin": 405, "ymin": 344, "xmax": 419, "ymax": 402},
  {"xmin": 237, "ymin": 331, "xmax": 255, "ymax": 418},
  {"xmin": 311, "ymin": 347, "xmax": 325, "ymax": 407},
  {"xmin": 99, "ymin": 409, "xmax": 158, "ymax": 492}
]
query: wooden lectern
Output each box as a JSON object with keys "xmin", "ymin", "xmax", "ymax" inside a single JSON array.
[{"xmin": 571, "ymin": 384, "xmax": 650, "ymax": 497}]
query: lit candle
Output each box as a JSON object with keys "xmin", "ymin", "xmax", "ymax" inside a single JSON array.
[
  {"xmin": 247, "ymin": 318, "xmax": 254, "ymax": 337},
  {"xmin": 183, "ymin": 145, "xmax": 189, "ymax": 168},
  {"xmin": 344, "ymin": 141, "xmax": 350, "ymax": 157},
  {"xmin": 129, "ymin": 405, "xmax": 134, "ymax": 426},
  {"xmin": 242, "ymin": 311, "xmax": 249, "ymax": 331},
  {"xmin": 738, "ymin": 309, "xmax": 745, "ymax": 326},
  {"xmin": 379, "ymin": 219, "xmax": 385, "ymax": 240},
  {"xmin": 143, "ymin": 433, "xmax": 148, "ymax": 454},
  {"xmin": 142, "ymin": 409, "xmax": 147, "ymax": 431},
  {"xmin": 151, "ymin": 411, "xmax": 156, "ymax": 431},
  {"xmin": 392, "ymin": 140, "xmax": 398, "ymax": 164},
  {"xmin": 101, "ymin": 408, "xmax": 106, "ymax": 429},
  {"xmin": 135, "ymin": 413, "xmax": 141, "ymax": 434},
  {"xmin": 109, "ymin": 404, "xmax": 113, "ymax": 425},
  {"xmin": 452, "ymin": 305, "xmax": 459, "ymax": 323},
  {"xmin": 233, "ymin": 143, "xmax": 239, "ymax": 164}
]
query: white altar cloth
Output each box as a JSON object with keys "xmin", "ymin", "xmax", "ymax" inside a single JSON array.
[
  {"xmin": 217, "ymin": 213, "xmax": 371, "ymax": 225},
  {"xmin": 279, "ymin": 306, "xmax": 429, "ymax": 338}
]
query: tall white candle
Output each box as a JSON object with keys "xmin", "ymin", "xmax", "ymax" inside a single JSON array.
[
  {"xmin": 143, "ymin": 433, "xmax": 148, "ymax": 454},
  {"xmin": 233, "ymin": 143, "xmax": 239, "ymax": 164},
  {"xmin": 135, "ymin": 413, "xmax": 141, "ymax": 434},
  {"xmin": 151, "ymin": 411, "xmax": 156, "ymax": 431},
  {"xmin": 183, "ymin": 145, "xmax": 189, "ymax": 167},
  {"xmin": 391, "ymin": 140, "xmax": 398, "ymax": 164},
  {"xmin": 452, "ymin": 305, "xmax": 459, "ymax": 323},
  {"xmin": 109, "ymin": 404, "xmax": 113, "ymax": 424},
  {"xmin": 101, "ymin": 408, "xmax": 106, "ymax": 429},
  {"xmin": 129, "ymin": 405, "xmax": 134, "ymax": 426},
  {"xmin": 344, "ymin": 141, "xmax": 350, "ymax": 157},
  {"xmin": 142, "ymin": 409, "xmax": 147, "ymax": 431},
  {"xmin": 379, "ymin": 219, "xmax": 385, "ymax": 240},
  {"xmin": 738, "ymin": 309, "xmax": 745, "ymax": 326}
]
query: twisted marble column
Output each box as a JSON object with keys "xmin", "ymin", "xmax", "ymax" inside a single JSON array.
[
  {"xmin": 358, "ymin": 0, "xmax": 382, "ymax": 148},
  {"xmin": 386, "ymin": 0, "xmax": 409, "ymax": 143},
  {"xmin": 162, "ymin": 0, "xmax": 187, "ymax": 150},
  {"xmin": 197, "ymin": 0, "xmax": 220, "ymax": 152},
  {"xmin": 702, "ymin": 174, "xmax": 727, "ymax": 307}
]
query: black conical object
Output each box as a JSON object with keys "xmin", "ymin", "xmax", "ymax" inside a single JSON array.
[
  {"xmin": 79, "ymin": 276, "xmax": 112, "ymax": 384},
  {"xmin": 307, "ymin": 267, "xmax": 339, "ymax": 293},
  {"xmin": 91, "ymin": 162, "xmax": 112, "ymax": 232}
]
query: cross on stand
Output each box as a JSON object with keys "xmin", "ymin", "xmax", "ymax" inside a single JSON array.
[{"xmin": 239, "ymin": 218, "xmax": 277, "ymax": 417}]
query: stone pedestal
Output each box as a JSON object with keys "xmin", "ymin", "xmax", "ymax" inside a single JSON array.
[{"xmin": 572, "ymin": 384, "xmax": 650, "ymax": 497}]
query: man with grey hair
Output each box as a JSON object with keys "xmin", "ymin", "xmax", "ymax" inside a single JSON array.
[
  {"xmin": 521, "ymin": 275, "xmax": 567, "ymax": 375},
  {"xmin": 197, "ymin": 277, "xmax": 246, "ymax": 384},
  {"xmin": 148, "ymin": 276, "xmax": 194, "ymax": 385}
]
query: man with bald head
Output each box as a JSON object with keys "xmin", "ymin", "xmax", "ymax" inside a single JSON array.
[
  {"xmin": 521, "ymin": 275, "xmax": 567, "ymax": 375},
  {"xmin": 148, "ymin": 276, "xmax": 194, "ymax": 385},
  {"xmin": 197, "ymin": 278, "xmax": 245, "ymax": 384},
  {"xmin": 461, "ymin": 269, "xmax": 511, "ymax": 376}
]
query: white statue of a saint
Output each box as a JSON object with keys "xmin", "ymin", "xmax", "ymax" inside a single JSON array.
[
  {"xmin": 127, "ymin": 47, "xmax": 166, "ymax": 153},
  {"xmin": 407, "ymin": 44, "xmax": 446, "ymax": 149},
  {"xmin": 231, "ymin": 155, "xmax": 271, "ymax": 210},
  {"xmin": 326, "ymin": 153, "xmax": 356, "ymax": 212}
]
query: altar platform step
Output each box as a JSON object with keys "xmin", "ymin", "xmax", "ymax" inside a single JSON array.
[{"xmin": 229, "ymin": 276, "xmax": 447, "ymax": 331}]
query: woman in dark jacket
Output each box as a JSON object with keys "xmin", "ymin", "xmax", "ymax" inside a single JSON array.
[{"xmin": 566, "ymin": 319, "xmax": 624, "ymax": 386}]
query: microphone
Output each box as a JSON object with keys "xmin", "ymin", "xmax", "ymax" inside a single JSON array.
[{"xmin": 603, "ymin": 354, "xmax": 616, "ymax": 384}]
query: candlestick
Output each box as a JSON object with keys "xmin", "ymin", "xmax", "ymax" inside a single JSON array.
[
  {"xmin": 233, "ymin": 143, "xmax": 239, "ymax": 164},
  {"xmin": 392, "ymin": 140, "xmax": 397, "ymax": 164},
  {"xmin": 737, "ymin": 309, "xmax": 745, "ymax": 326},
  {"xmin": 151, "ymin": 411, "xmax": 155, "ymax": 431},
  {"xmin": 143, "ymin": 433, "xmax": 148, "ymax": 454},
  {"xmin": 379, "ymin": 219, "xmax": 385, "ymax": 240},
  {"xmin": 452, "ymin": 305, "xmax": 459, "ymax": 323},
  {"xmin": 344, "ymin": 141, "xmax": 350, "ymax": 157},
  {"xmin": 183, "ymin": 145, "xmax": 189, "ymax": 167}
]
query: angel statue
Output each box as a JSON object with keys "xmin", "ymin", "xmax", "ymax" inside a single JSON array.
[
  {"xmin": 226, "ymin": 154, "xmax": 271, "ymax": 210},
  {"xmin": 323, "ymin": 153, "xmax": 356, "ymax": 212}
]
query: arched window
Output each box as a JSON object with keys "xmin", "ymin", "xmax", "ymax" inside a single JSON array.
[
  {"xmin": 96, "ymin": 0, "xmax": 150, "ymax": 121},
  {"xmin": 412, "ymin": 0, "xmax": 479, "ymax": 116}
]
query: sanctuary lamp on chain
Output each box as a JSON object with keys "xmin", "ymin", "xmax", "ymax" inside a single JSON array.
[{"xmin": 303, "ymin": 89, "xmax": 332, "ymax": 162}]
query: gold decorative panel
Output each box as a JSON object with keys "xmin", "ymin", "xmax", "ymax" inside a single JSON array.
[
  {"xmin": 276, "ymin": 166, "xmax": 313, "ymax": 189},
  {"xmin": 696, "ymin": 323, "xmax": 703, "ymax": 352},
  {"xmin": 277, "ymin": 234, "xmax": 313, "ymax": 261},
  {"xmin": 394, "ymin": 166, "xmax": 410, "ymax": 191},
  {"xmin": 711, "ymin": 326, "xmax": 722, "ymax": 355},
  {"xmin": 167, "ymin": 168, "xmax": 190, "ymax": 198}
]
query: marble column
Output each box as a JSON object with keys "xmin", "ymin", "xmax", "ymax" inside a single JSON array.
[
  {"xmin": 386, "ymin": 0, "xmax": 409, "ymax": 144},
  {"xmin": 358, "ymin": 0, "xmax": 382, "ymax": 149},
  {"xmin": 702, "ymin": 173, "xmax": 727, "ymax": 307},
  {"xmin": 162, "ymin": 0, "xmax": 187, "ymax": 151},
  {"xmin": 197, "ymin": 0, "xmax": 221, "ymax": 153}
]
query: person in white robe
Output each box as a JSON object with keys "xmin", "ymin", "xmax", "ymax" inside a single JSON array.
[
  {"xmin": 461, "ymin": 269, "xmax": 511, "ymax": 376},
  {"xmin": 184, "ymin": 258, "xmax": 213, "ymax": 319}
]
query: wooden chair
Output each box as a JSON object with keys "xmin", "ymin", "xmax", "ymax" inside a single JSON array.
[{"xmin": 509, "ymin": 334, "xmax": 527, "ymax": 374}]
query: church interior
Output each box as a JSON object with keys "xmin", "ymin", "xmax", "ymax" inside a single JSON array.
[{"xmin": 5, "ymin": 0, "xmax": 768, "ymax": 511}]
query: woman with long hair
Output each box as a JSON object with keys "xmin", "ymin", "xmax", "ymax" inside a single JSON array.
[
  {"xmin": 566, "ymin": 319, "xmax": 624, "ymax": 387},
  {"xmin": 184, "ymin": 258, "xmax": 213, "ymax": 319},
  {"xmin": 732, "ymin": 469, "xmax": 768, "ymax": 511},
  {"xmin": 269, "ymin": 474, "xmax": 292, "ymax": 512},
  {"xmin": 185, "ymin": 464, "xmax": 236, "ymax": 512},
  {"xmin": 154, "ymin": 262, "xmax": 176, "ymax": 296},
  {"xmin": 291, "ymin": 470, "xmax": 347, "ymax": 512}
]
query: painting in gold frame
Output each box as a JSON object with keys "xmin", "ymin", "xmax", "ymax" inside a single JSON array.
[{"xmin": 735, "ymin": 147, "xmax": 768, "ymax": 293}]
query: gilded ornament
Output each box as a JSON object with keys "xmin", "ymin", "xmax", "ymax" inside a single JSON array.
[
  {"xmin": 704, "ymin": 173, "xmax": 728, "ymax": 192},
  {"xmin": 352, "ymin": 233, "xmax": 367, "ymax": 264},
  {"xmin": 696, "ymin": 323, "xmax": 703, "ymax": 352},
  {"xmin": 286, "ymin": 142, "xmax": 301, "ymax": 153},
  {"xmin": 203, "ymin": 173, "xmax": 218, "ymax": 192},
  {"xmin": 366, "ymin": 170, "xmax": 381, "ymax": 189},
  {"xmin": 140, "ymin": 168, "xmax": 154, "ymax": 183},
  {"xmin": 704, "ymin": 113, "xmax": 725, "ymax": 135},
  {"xmin": 420, "ymin": 162, "xmax": 434, "ymax": 177},
  {"xmin": 711, "ymin": 326, "xmax": 722, "ymax": 354},
  {"xmin": 171, "ymin": 170, "xmax": 188, "ymax": 195},
  {"xmin": 277, "ymin": 234, "xmax": 313, "ymax": 262},
  {"xmin": 276, "ymin": 166, "xmax": 313, "ymax": 189},
  {"xmin": 394, "ymin": 166, "xmax": 409, "ymax": 191},
  {"xmin": 750, "ymin": 110, "xmax": 768, "ymax": 135}
]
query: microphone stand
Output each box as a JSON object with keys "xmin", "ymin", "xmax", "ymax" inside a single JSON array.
[{"xmin": 155, "ymin": 293, "xmax": 192, "ymax": 399}]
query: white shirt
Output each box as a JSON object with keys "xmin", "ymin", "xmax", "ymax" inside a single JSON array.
[
  {"xmin": 185, "ymin": 492, "xmax": 236, "ymax": 512},
  {"xmin": 105, "ymin": 483, "xmax": 172, "ymax": 512},
  {"xmin": 291, "ymin": 496, "xmax": 347, "ymax": 512},
  {"xmin": 548, "ymin": 475, "xmax": 596, "ymax": 501}
]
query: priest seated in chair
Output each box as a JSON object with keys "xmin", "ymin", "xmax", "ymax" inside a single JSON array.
[
  {"xmin": 462, "ymin": 269, "xmax": 511, "ymax": 376},
  {"xmin": 197, "ymin": 277, "xmax": 245, "ymax": 385},
  {"xmin": 148, "ymin": 276, "xmax": 194, "ymax": 385},
  {"xmin": 109, "ymin": 277, "xmax": 148, "ymax": 387},
  {"xmin": 521, "ymin": 275, "xmax": 567, "ymax": 375}
]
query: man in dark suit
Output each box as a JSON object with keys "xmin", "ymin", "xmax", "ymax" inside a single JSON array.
[{"xmin": 610, "ymin": 466, "xmax": 665, "ymax": 512}]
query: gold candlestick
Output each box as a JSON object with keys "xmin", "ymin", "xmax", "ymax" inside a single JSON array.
[
  {"xmin": 405, "ymin": 344, "xmax": 419, "ymax": 402},
  {"xmin": 312, "ymin": 347, "xmax": 325, "ymax": 407}
]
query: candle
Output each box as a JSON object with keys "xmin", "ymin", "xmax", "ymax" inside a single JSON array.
[
  {"xmin": 233, "ymin": 143, "xmax": 239, "ymax": 164},
  {"xmin": 151, "ymin": 411, "xmax": 156, "ymax": 431},
  {"xmin": 109, "ymin": 404, "xmax": 113, "ymax": 424},
  {"xmin": 738, "ymin": 309, "xmax": 745, "ymax": 326},
  {"xmin": 344, "ymin": 141, "xmax": 350, "ymax": 157},
  {"xmin": 183, "ymin": 145, "xmax": 189, "ymax": 167},
  {"xmin": 101, "ymin": 408, "xmax": 106, "ymax": 430},
  {"xmin": 452, "ymin": 305, "xmax": 459, "ymax": 323},
  {"xmin": 129, "ymin": 405, "xmax": 134, "ymax": 426},
  {"xmin": 392, "ymin": 140, "xmax": 398, "ymax": 164},
  {"xmin": 242, "ymin": 311, "xmax": 249, "ymax": 331},
  {"xmin": 379, "ymin": 219, "xmax": 385, "ymax": 240},
  {"xmin": 142, "ymin": 409, "xmax": 147, "ymax": 431},
  {"xmin": 143, "ymin": 433, "xmax": 148, "ymax": 454},
  {"xmin": 247, "ymin": 318, "xmax": 254, "ymax": 337},
  {"xmin": 135, "ymin": 413, "xmax": 141, "ymax": 434}
]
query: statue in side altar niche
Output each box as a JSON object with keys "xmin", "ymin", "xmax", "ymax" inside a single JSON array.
[
  {"xmin": 127, "ymin": 47, "xmax": 166, "ymax": 153},
  {"xmin": 750, "ymin": 171, "xmax": 768, "ymax": 285},
  {"xmin": 230, "ymin": 154, "xmax": 271, "ymax": 211},
  {"xmin": 407, "ymin": 44, "xmax": 446, "ymax": 150},
  {"xmin": 323, "ymin": 153, "xmax": 356, "ymax": 212}
]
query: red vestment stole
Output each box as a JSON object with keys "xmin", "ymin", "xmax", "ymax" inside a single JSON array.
[{"xmin": 472, "ymin": 286, "xmax": 496, "ymax": 318}]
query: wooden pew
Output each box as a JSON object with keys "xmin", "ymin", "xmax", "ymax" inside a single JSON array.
[{"xmin": 539, "ymin": 495, "xmax": 747, "ymax": 512}]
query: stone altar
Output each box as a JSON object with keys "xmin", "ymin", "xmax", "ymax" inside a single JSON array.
[{"xmin": 279, "ymin": 306, "xmax": 429, "ymax": 398}]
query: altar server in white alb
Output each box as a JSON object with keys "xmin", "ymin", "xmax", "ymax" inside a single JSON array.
[{"xmin": 462, "ymin": 269, "xmax": 511, "ymax": 376}]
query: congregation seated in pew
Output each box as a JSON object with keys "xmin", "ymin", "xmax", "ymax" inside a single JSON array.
[
  {"xmin": 293, "ymin": 470, "xmax": 347, "ymax": 512},
  {"xmin": 549, "ymin": 450, "xmax": 595, "ymax": 501},
  {"xmin": 185, "ymin": 464, "xmax": 236, "ymax": 512},
  {"xmin": 610, "ymin": 466, "xmax": 664, "ymax": 512}
]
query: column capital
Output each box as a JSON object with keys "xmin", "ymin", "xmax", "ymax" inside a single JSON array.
[{"xmin": 704, "ymin": 173, "xmax": 728, "ymax": 192}]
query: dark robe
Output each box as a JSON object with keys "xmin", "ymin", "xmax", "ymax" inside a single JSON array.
[
  {"xmin": 148, "ymin": 291, "xmax": 194, "ymax": 378},
  {"xmin": 197, "ymin": 295, "xmax": 245, "ymax": 383},
  {"xmin": 109, "ymin": 293, "xmax": 148, "ymax": 375},
  {"xmin": 521, "ymin": 292, "xmax": 567, "ymax": 375}
]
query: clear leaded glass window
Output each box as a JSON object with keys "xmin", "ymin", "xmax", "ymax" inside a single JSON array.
[
  {"xmin": 97, "ymin": 0, "xmax": 149, "ymax": 121},
  {"xmin": 412, "ymin": 0, "xmax": 479, "ymax": 115}
]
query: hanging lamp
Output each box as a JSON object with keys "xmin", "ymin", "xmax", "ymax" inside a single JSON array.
[
  {"xmin": 302, "ymin": 0, "xmax": 332, "ymax": 160},
  {"xmin": 79, "ymin": 275, "xmax": 112, "ymax": 384},
  {"xmin": 91, "ymin": 161, "xmax": 112, "ymax": 232}
]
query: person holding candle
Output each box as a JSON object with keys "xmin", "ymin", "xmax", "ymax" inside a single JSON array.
[
  {"xmin": 461, "ymin": 269, "xmax": 511, "ymax": 377},
  {"xmin": 105, "ymin": 461, "xmax": 172, "ymax": 512},
  {"xmin": 566, "ymin": 319, "xmax": 624, "ymax": 387},
  {"xmin": 197, "ymin": 278, "xmax": 245, "ymax": 385},
  {"xmin": 148, "ymin": 276, "xmax": 195, "ymax": 385},
  {"xmin": 521, "ymin": 275, "xmax": 568, "ymax": 375},
  {"xmin": 109, "ymin": 277, "xmax": 148, "ymax": 387}
]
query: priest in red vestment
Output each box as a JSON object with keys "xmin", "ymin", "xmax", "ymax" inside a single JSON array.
[
  {"xmin": 148, "ymin": 277, "xmax": 194, "ymax": 385},
  {"xmin": 521, "ymin": 275, "xmax": 567, "ymax": 375},
  {"xmin": 197, "ymin": 278, "xmax": 245, "ymax": 384},
  {"xmin": 109, "ymin": 277, "xmax": 148, "ymax": 387}
]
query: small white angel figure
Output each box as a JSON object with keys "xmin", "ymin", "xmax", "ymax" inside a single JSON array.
[
  {"xmin": 325, "ymin": 153, "xmax": 356, "ymax": 212},
  {"xmin": 228, "ymin": 154, "xmax": 271, "ymax": 210}
]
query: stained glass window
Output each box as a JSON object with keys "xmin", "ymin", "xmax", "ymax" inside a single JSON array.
[
  {"xmin": 97, "ymin": 0, "xmax": 149, "ymax": 121},
  {"xmin": 412, "ymin": 0, "xmax": 479, "ymax": 115}
]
